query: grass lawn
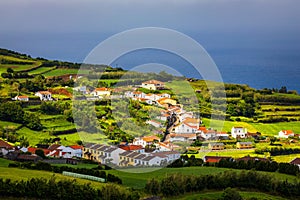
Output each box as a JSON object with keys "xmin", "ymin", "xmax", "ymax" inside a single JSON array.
[
  {"xmin": 202, "ymin": 117, "xmax": 300, "ymax": 136},
  {"xmin": 51, "ymin": 163, "xmax": 98, "ymax": 169},
  {"xmin": 107, "ymin": 166, "xmax": 298, "ymax": 189},
  {"xmin": 43, "ymin": 69, "xmax": 90, "ymax": 77},
  {"xmin": 107, "ymin": 166, "xmax": 228, "ymax": 189},
  {"xmin": 0, "ymin": 166, "xmax": 104, "ymax": 189},
  {"xmin": 169, "ymin": 190, "xmax": 288, "ymax": 200},
  {"xmin": 16, "ymin": 127, "xmax": 53, "ymax": 145},
  {"xmin": 0, "ymin": 121, "xmax": 22, "ymax": 129}
]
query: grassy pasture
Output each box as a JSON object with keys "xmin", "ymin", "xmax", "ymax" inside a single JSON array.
[
  {"xmin": 28, "ymin": 66, "xmax": 56, "ymax": 75},
  {"xmin": 43, "ymin": 68, "xmax": 90, "ymax": 77}
]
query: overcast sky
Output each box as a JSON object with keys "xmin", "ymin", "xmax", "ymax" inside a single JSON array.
[{"xmin": 0, "ymin": 0, "xmax": 299, "ymax": 61}]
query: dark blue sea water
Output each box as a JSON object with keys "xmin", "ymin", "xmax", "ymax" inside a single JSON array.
[{"xmin": 1, "ymin": 32, "xmax": 300, "ymax": 92}]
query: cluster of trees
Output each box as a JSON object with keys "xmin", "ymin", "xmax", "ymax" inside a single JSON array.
[
  {"xmin": 145, "ymin": 170, "xmax": 300, "ymax": 198},
  {"xmin": 0, "ymin": 102, "xmax": 42, "ymax": 130},
  {"xmin": 1, "ymin": 68, "xmax": 33, "ymax": 79},
  {"xmin": 213, "ymin": 158, "xmax": 299, "ymax": 176},
  {"xmin": 255, "ymin": 147, "xmax": 300, "ymax": 156},
  {"xmin": 8, "ymin": 161, "xmax": 122, "ymax": 184},
  {"xmin": 226, "ymin": 92, "xmax": 257, "ymax": 118},
  {"xmin": 167, "ymin": 155, "xmax": 203, "ymax": 168},
  {"xmin": 0, "ymin": 177, "xmax": 139, "ymax": 200},
  {"xmin": 0, "ymin": 48, "xmax": 32, "ymax": 59},
  {"xmin": 40, "ymin": 101, "xmax": 71, "ymax": 115}
]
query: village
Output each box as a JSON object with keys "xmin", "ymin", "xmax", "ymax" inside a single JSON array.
[{"xmin": 2, "ymin": 79, "xmax": 300, "ymax": 169}]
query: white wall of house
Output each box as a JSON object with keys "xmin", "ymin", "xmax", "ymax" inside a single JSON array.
[
  {"xmin": 231, "ymin": 127, "xmax": 247, "ymax": 138},
  {"xmin": 174, "ymin": 123, "xmax": 197, "ymax": 134}
]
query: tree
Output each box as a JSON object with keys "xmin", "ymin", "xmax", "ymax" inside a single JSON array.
[
  {"xmin": 35, "ymin": 149, "xmax": 46, "ymax": 158},
  {"xmin": 7, "ymin": 68, "xmax": 14, "ymax": 74},
  {"xmin": 220, "ymin": 187, "xmax": 242, "ymax": 200},
  {"xmin": 23, "ymin": 112, "xmax": 43, "ymax": 130}
]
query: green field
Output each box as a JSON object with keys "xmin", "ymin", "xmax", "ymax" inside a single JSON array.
[
  {"xmin": 105, "ymin": 166, "xmax": 297, "ymax": 189},
  {"xmin": 201, "ymin": 118, "xmax": 300, "ymax": 136},
  {"xmin": 169, "ymin": 190, "xmax": 288, "ymax": 200},
  {"xmin": 43, "ymin": 68, "xmax": 90, "ymax": 77},
  {"xmin": 0, "ymin": 121, "xmax": 22, "ymax": 129},
  {"xmin": 28, "ymin": 66, "xmax": 56, "ymax": 75}
]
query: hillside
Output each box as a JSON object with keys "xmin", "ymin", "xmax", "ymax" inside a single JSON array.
[{"xmin": 1, "ymin": 48, "xmax": 300, "ymax": 157}]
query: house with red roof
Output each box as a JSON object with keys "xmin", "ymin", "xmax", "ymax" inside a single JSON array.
[
  {"xmin": 290, "ymin": 158, "xmax": 300, "ymax": 169},
  {"xmin": 91, "ymin": 87, "xmax": 111, "ymax": 98},
  {"xmin": 0, "ymin": 140, "xmax": 14, "ymax": 156},
  {"xmin": 278, "ymin": 130, "xmax": 294, "ymax": 138},
  {"xmin": 12, "ymin": 95, "xmax": 29, "ymax": 101},
  {"xmin": 204, "ymin": 156, "xmax": 232, "ymax": 163},
  {"xmin": 141, "ymin": 80, "xmax": 165, "ymax": 90}
]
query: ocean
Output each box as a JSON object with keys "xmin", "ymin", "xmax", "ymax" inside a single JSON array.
[{"xmin": 1, "ymin": 32, "xmax": 300, "ymax": 92}]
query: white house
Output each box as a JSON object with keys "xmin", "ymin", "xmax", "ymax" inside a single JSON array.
[
  {"xmin": 73, "ymin": 86, "xmax": 87, "ymax": 94},
  {"xmin": 69, "ymin": 145, "xmax": 83, "ymax": 158},
  {"xmin": 99, "ymin": 146, "xmax": 125, "ymax": 165},
  {"xmin": 133, "ymin": 136, "xmax": 160, "ymax": 147},
  {"xmin": 12, "ymin": 95, "xmax": 29, "ymax": 101},
  {"xmin": 0, "ymin": 140, "xmax": 14, "ymax": 156},
  {"xmin": 278, "ymin": 130, "xmax": 294, "ymax": 138},
  {"xmin": 91, "ymin": 88, "xmax": 111, "ymax": 98},
  {"xmin": 174, "ymin": 122, "xmax": 198, "ymax": 134},
  {"xmin": 200, "ymin": 130, "xmax": 217, "ymax": 140},
  {"xmin": 141, "ymin": 80, "xmax": 165, "ymax": 90},
  {"xmin": 35, "ymin": 91, "xmax": 52, "ymax": 101},
  {"xmin": 152, "ymin": 151, "xmax": 180, "ymax": 163},
  {"xmin": 231, "ymin": 127, "xmax": 247, "ymax": 138}
]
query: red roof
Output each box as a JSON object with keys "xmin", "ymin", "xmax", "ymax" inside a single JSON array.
[
  {"xmin": 95, "ymin": 87, "xmax": 109, "ymax": 91},
  {"xmin": 17, "ymin": 96, "xmax": 29, "ymax": 99},
  {"xmin": 290, "ymin": 158, "xmax": 300, "ymax": 165},
  {"xmin": 48, "ymin": 144, "xmax": 61, "ymax": 151},
  {"xmin": 0, "ymin": 140, "xmax": 13, "ymax": 149},
  {"xmin": 204, "ymin": 156, "xmax": 231, "ymax": 163},
  {"xmin": 282, "ymin": 130, "xmax": 294, "ymax": 135},
  {"xmin": 27, "ymin": 147, "xmax": 51, "ymax": 155},
  {"xmin": 37, "ymin": 91, "xmax": 51, "ymax": 94},
  {"xmin": 142, "ymin": 80, "xmax": 164, "ymax": 85},
  {"xmin": 119, "ymin": 145, "xmax": 143, "ymax": 151},
  {"xmin": 69, "ymin": 145, "xmax": 82, "ymax": 150}
]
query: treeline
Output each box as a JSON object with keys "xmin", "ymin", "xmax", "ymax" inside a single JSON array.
[
  {"xmin": 145, "ymin": 170, "xmax": 300, "ymax": 198},
  {"xmin": 8, "ymin": 161, "xmax": 122, "ymax": 184},
  {"xmin": 0, "ymin": 177, "xmax": 139, "ymax": 200},
  {"xmin": 212, "ymin": 158, "xmax": 299, "ymax": 176},
  {"xmin": 255, "ymin": 147, "xmax": 300, "ymax": 156},
  {"xmin": 167, "ymin": 155, "xmax": 203, "ymax": 167},
  {"xmin": 0, "ymin": 48, "xmax": 32, "ymax": 59}
]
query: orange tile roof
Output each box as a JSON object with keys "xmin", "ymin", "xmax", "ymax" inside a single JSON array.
[
  {"xmin": 183, "ymin": 117, "xmax": 200, "ymax": 124},
  {"xmin": 204, "ymin": 156, "xmax": 231, "ymax": 163},
  {"xmin": 38, "ymin": 91, "xmax": 51, "ymax": 94},
  {"xmin": 142, "ymin": 80, "xmax": 164, "ymax": 85},
  {"xmin": 95, "ymin": 87, "xmax": 109, "ymax": 91},
  {"xmin": 17, "ymin": 96, "xmax": 29, "ymax": 98},
  {"xmin": 170, "ymin": 133, "xmax": 196, "ymax": 138},
  {"xmin": 119, "ymin": 145, "xmax": 143, "ymax": 151},
  {"xmin": 0, "ymin": 140, "xmax": 13, "ymax": 149},
  {"xmin": 69, "ymin": 145, "xmax": 82, "ymax": 150},
  {"xmin": 282, "ymin": 130, "xmax": 294, "ymax": 135},
  {"xmin": 142, "ymin": 136, "xmax": 160, "ymax": 142}
]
